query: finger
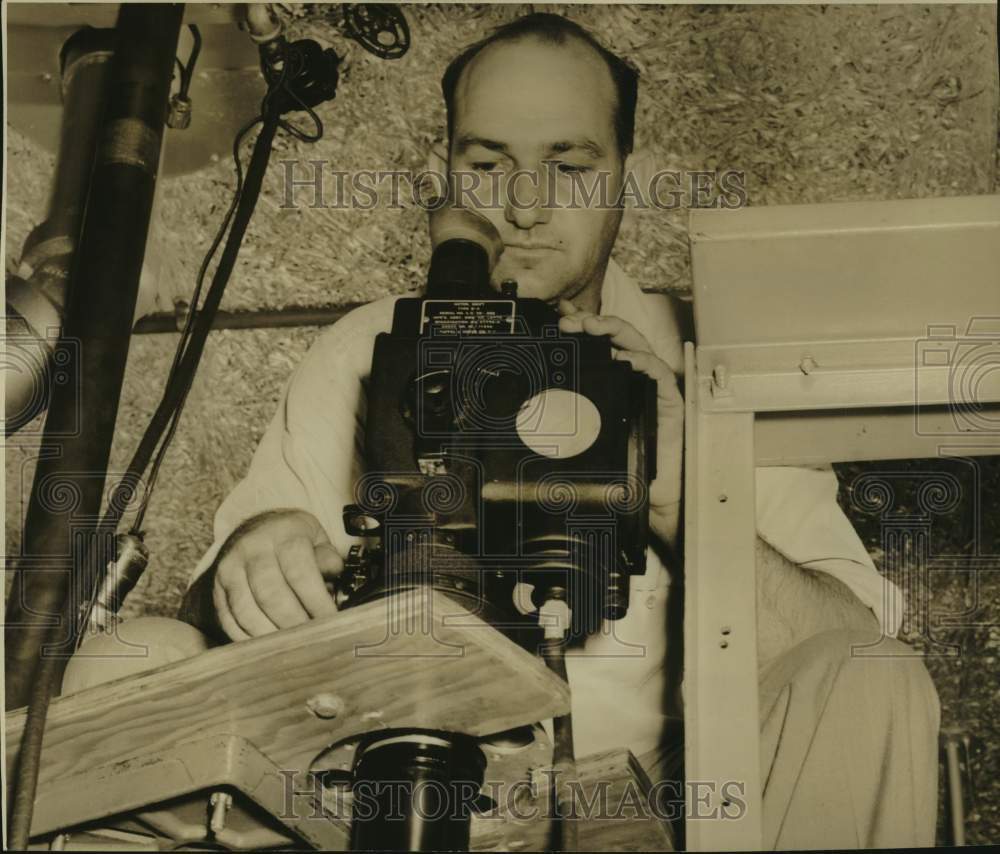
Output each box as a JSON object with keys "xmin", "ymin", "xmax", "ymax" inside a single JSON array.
[
  {"xmin": 218, "ymin": 560, "xmax": 282, "ymax": 637},
  {"xmin": 245, "ymin": 551, "xmax": 312, "ymax": 629},
  {"xmin": 213, "ymin": 579, "xmax": 250, "ymax": 642},
  {"xmin": 557, "ymin": 298, "xmax": 579, "ymax": 316},
  {"xmin": 614, "ymin": 350, "xmax": 683, "ymax": 404},
  {"xmin": 276, "ymin": 536, "xmax": 338, "ymax": 618},
  {"xmin": 579, "ymin": 314, "xmax": 654, "ymax": 353}
]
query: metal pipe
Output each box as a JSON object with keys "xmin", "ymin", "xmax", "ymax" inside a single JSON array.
[
  {"xmin": 5, "ymin": 27, "xmax": 116, "ymax": 434},
  {"xmin": 945, "ymin": 734, "xmax": 966, "ymax": 845},
  {"xmin": 131, "ymin": 303, "xmax": 362, "ymax": 334},
  {"xmin": 4, "ymin": 3, "xmax": 185, "ymax": 712}
]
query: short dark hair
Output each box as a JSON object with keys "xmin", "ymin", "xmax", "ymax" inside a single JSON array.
[{"xmin": 441, "ymin": 13, "xmax": 640, "ymax": 157}]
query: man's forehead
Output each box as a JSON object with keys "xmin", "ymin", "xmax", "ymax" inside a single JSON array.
[{"xmin": 452, "ymin": 36, "xmax": 618, "ymax": 148}]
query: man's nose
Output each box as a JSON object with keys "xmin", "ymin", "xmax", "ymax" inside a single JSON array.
[{"xmin": 504, "ymin": 170, "xmax": 552, "ymax": 228}]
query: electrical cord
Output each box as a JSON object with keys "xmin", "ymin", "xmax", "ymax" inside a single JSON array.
[
  {"xmin": 7, "ymin": 106, "xmax": 276, "ymax": 854},
  {"xmin": 173, "ymin": 24, "xmax": 201, "ymax": 99},
  {"xmin": 539, "ymin": 595, "xmax": 579, "ymax": 853},
  {"xmin": 179, "ymin": 24, "xmax": 201, "ymax": 98},
  {"xmin": 125, "ymin": 37, "xmax": 330, "ymax": 538},
  {"xmin": 131, "ymin": 114, "xmax": 261, "ymax": 534},
  {"xmin": 8, "ymin": 36, "xmax": 339, "ymax": 850}
]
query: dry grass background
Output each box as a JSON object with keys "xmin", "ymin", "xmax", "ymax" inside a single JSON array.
[{"xmin": 5, "ymin": 2, "xmax": 1000, "ymax": 845}]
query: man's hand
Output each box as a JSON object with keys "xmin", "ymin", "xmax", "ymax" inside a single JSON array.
[
  {"xmin": 212, "ymin": 509, "xmax": 343, "ymax": 641},
  {"xmin": 557, "ymin": 300, "xmax": 683, "ymax": 551}
]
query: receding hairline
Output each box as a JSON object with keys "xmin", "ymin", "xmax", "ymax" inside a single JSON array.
[{"xmin": 449, "ymin": 34, "xmax": 621, "ymax": 145}]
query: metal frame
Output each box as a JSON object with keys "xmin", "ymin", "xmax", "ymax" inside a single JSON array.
[{"xmin": 682, "ymin": 195, "xmax": 1000, "ymax": 850}]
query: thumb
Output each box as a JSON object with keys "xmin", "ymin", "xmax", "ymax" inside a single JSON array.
[
  {"xmin": 298, "ymin": 512, "xmax": 344, "ymax": 578},
  {"xmin": 314, "ymin": 541, "xmax": 344, "ymax": 579}
]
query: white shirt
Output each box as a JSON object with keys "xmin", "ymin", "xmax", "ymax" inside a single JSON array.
[{"xmin": 191, "ymin": 258, "xmax": 902, "ymax": 759}]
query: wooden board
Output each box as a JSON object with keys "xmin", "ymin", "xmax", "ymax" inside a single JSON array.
[
  {"xmin": 6, "ymin": 591, "xmax": 569, "ymax": 803},
  {"xmin": 469, "ymin": 747, "xmax": 674, "ymax": 852},
  {"xmin": 6, "ymin": 590, "xmax": 674, "ymax": 851},
  {"xmin": 683, "ymin": 343, "xmax": 763, "ymax": 851},
  {"xmin": 690, "ymin": 195, "xmax": 1000, "ymax": 348}
]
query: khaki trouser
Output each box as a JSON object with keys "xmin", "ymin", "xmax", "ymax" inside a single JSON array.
[
  {"xmin": 759, "ymin": 628, "xmax": 940, "ymax": 849},
  {"xmin": 642, "ymin": 627, "xmax": 941, "ymax": 850}
]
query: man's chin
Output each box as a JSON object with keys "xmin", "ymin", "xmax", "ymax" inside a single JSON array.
[{"xmin": 490, "ymin": 268, "xmax": 565, "ymax": 303}]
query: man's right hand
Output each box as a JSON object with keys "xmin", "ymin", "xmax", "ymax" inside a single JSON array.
[{"xmin": 213, "ymin": 509, "xmax": 342, "ymax": 641}]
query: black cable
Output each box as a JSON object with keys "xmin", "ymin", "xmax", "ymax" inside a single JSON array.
[
  {"xmin": 10, "ymin": 32, "xmax": 340, "ymax": 850},
  {"xmin": 130, "ymin": 116, "xmax": 261, "ymax": 534},
  {"xmin": 128, "ymin": 41, "xmax": 328, "ymax": 535},
  {"xmin": 97, "ymin": 111, "xmax": 278, "ymax": 556},
  {"xmin": 540, "ymin": 636, "xmax": 580, "ymax": 853},
  {"xmin": 172, "ymin": 25, "xmax": 201, "ymax": 100},
  {"xmin": 7, "ymin": 646, "xmax": 59, "ymax": 849},
  {"xmin": 67, "ymin": 109, "xmax": 275, "ymax": 657},
  {"xmin": 180, "ymin": 25, "xmax": 202, "ymax": 98}
]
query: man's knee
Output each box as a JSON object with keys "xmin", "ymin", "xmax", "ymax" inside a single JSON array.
[
  {"xmin": 797, "ymin": 628, "xmax": 940, "ymax": 725},
  {"xmin": 62, "ymin": 617, "xmax": 210, "ymax": 694}
]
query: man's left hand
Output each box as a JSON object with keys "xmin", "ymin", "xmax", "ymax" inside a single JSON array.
[{"xmin": 558, "ymin": 300, "xmax": 683, "ymax": 551}]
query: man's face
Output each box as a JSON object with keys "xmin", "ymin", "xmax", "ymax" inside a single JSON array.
[{"xmin": 448, "ymin": 37, "xmax": 627, "ymax": 311}]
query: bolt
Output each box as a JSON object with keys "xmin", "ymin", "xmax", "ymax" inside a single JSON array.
[
  {"xmin": 306, "ymin": 693, "xmax": 344, "ymax": 719},
  {"xmin": 209, "ymin": 791, "xmax": 233, "ymax": 834},
  {"xmin": 799, "ymin": 356, "xmax": 817, "ymax": 375},
  {"xmin": 712, "ymin": 364, "xmax": 728, "ymax": 390}
]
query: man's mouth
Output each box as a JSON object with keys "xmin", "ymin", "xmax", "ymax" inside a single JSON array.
[{"xmin": 505, "ymin": 242, "xmax": 559, "ymax": 252}]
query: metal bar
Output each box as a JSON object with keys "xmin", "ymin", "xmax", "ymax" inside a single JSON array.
[
  {"xmin": 944, "ymin": 735, "xmax": 966, "ymax": 845},
  {"xmin": 130, "ymin": 304, "xmax": 362, "ymax": 334},
  {"xmin": 684, "ymin": 342, "xmax": 763, "ymax": 851},
  {"xmin": 696, "ymin": 368, "xmax": 1000, "ymax": 414},
  {"xmin": 755, "ymin": 408, "xmax": 1000, "ymax": 466},
  {"xmin": 4, "ymin": 3, "xmax": 185, "ymax": 711},
  {"xmin": 5, "ymin": 28, "xmax": 116, "ymax": 434}
]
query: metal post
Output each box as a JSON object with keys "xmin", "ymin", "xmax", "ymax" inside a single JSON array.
[
  {"xmin": 5, "ymin": 28, "xmax": 116, "ymax": 433},
  {"xmin": 4, "ymin": 4, "xmax": 185, "ymax": 711},
  {"xmin": 944, "ymin": 734, "xmax": 966, "ymax": 845}
]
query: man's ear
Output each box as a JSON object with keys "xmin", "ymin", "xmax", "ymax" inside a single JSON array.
[
  {"xmin": 622, "ymin": 146, "xmax": 656, "ymax": 225},
  {"xmin": 417, "ymin": 139, "xmax": 450, "ymax": 207},
  {"xmin": 425, "ymin": 139, "xmax": 449, "ymax": 174}
]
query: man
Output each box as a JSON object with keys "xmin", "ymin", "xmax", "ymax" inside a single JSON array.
[{"xmin": 172, "ymin": 12, "xmax": 936, "ymax": 848}]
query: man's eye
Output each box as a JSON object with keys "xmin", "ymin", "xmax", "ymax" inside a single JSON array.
[
  {"xmin": 555, "ymin": 163, "xmax": 592, "ymax": 175},
  {"xmin": 471, "ymin": 162, "xmax": 500, "ymax": 172}
]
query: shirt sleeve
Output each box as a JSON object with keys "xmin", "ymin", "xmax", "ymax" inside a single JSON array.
[
  {"xmin": 755, "ymin": 465, "xmax": 905, "ymax": 636},
  {"xmin": 188, "ymin": 296, "xmax": 400, "ymax": 587}
]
